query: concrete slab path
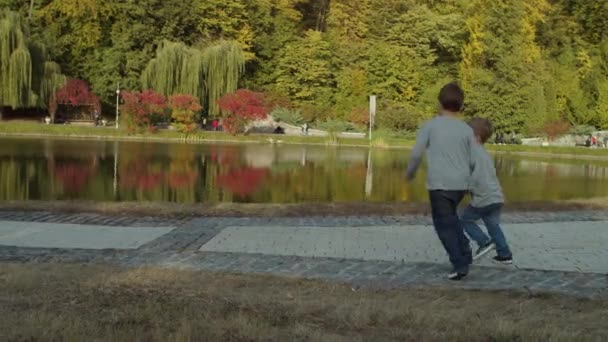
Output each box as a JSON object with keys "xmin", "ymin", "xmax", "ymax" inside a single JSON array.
[
  {"xmin": 0, "ymin": 210, "xmax": 607, "ymax": 298},
  {"xmin": 200, "ymin": 221, "xmax": 608, "ymax": 274},
  {"xmin": 0, "ymin": 220, "xmax": 174, "ymax": 250}
]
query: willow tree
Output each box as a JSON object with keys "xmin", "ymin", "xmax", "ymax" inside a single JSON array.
[
  {"xmin": 0, "ymin": 10, "xmax": 65, "ymax": 120},
  {"xmin": 142, "ymin": 40, "xmax": 245, "ymax": 117}
]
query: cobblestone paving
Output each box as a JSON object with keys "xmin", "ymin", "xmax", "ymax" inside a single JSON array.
[{"xmin": 1, "ymin": 210, "xmax": 607, "ymax": 299}]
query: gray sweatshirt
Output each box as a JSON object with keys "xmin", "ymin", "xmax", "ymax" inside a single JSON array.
[
  {"xmin": 406, "ymin": 115, "xmax": 476, "ymax": 191},
  {"xmin": 470, "ymin": 143, "xmax": 504, "ymax": 207}
]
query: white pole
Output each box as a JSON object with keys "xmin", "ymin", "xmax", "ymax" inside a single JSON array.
[
  {"xmin": 365, "ymin": 148, "xmax": 373, "ymax": 197},
  {"xmin": 113, "ymin": 140, "xmax": 118, "ymax": 197},
  {"xmin": 115, "ymin": 83, "xmax": 120, "ymax": 129}
]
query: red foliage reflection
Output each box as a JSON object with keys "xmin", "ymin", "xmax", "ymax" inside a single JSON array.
[
  {"xmin": 217, "ymin": 167, "xmax": 269, "ymax": 196},
  {"xmin": 119, "ymin": 159, "xmax": 165, "ymax": 191},
  {"xmin": 54, "ymin": 162, "xmax": 95, "ymax": 193},
  {"xmin": 168, "ymin": 171, "xmax": 198, "ymax": 189}
]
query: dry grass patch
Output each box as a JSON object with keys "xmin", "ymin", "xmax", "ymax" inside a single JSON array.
[
  {"xmin": 0, "ymin": 262, "xmax": 607, "ymax": 341},
  {"xmin": 1, "ymin": 200, "xmax": 608, "ymax": 219}
]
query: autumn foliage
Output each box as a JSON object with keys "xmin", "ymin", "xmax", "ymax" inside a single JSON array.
[
  {"xmin": 121, "ymin": 90, "xmax": 168, "ymax": 132},
  {"xmin": 51, "ymin": 78, "xmax": 101, "ymax": 118},
  {"xmin": 217, "ymin": 89, "xmax": 269, "ymax": 134},
  {"xmin": 217, "ymin": 167, "xmax": 269, "ymax": 196},
  {"xmin": 169, "ymin": 94, "xmax": 202, "ymax": 133},
  {"xmin": 543, "ymin": 120, "xmax": 571, "ymax": 140}
]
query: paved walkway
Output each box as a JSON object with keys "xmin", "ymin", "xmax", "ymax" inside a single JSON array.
[{"xmin": 0, "ymin": 210, "xmax": 607, "ymax": 298}]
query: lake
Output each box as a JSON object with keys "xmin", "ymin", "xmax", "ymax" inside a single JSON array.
[{"xmin": 1, "ymin": 138, "xmax": 607, "ymax": 204}]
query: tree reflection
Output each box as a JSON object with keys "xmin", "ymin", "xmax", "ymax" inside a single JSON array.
[
  {"xmin": 119, "ymin": 158, "xmax": 165, "ymax": 191},
  {"xmin": 217, "ymin": 167, "xmax": 269, "ymax": 197},
  {"xmin": 2, "ymin": 139, "xmax": 608, "ymax": 203},
  {"xmin": 53, "ymin": 161, "xmax": 97, "ymax": 193}
]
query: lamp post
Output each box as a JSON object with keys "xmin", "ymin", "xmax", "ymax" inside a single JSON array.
[{"xmin": 115, "ymin": 83, "xmax": 120, "ymax": 129}]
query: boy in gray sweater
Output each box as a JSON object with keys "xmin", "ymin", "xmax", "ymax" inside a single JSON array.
[
  {"xmin": 462, "ymin": 118, "xmax": 513, "ymax": 264},
  {"xmin": 406, "ymin": 83, "xmax": 476, "ymax": 280}
]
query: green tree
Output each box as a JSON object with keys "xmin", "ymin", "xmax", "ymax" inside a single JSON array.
[
  {"xmin": 247, "ymin": 0, "xmax": 302, "ymax": 86},
  {"xmin": 274, "ymin": 30, "xmax": 334, "ymax": 105},
  {"xmin": 0, "ymin": 10, "xmax": 65, "ymax": 119},
  {"xmin": 460, "ymin": 0, "xmax": 552, "ymax": 134},
  {"xmin": 141, "ymin": 40, "xmax": 245, "ymax": 116},
  {"xmin": 596, "ymin": 80, "xmax": 608, "ymax": 129}
]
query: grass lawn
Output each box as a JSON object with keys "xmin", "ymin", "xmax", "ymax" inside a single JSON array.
[
  {"xmin": 0, "ymin": 121, "xmax": 413, "ymax": 147},
  {"xmin": 1, "ymin": 262, "xmax": 606, "ymax": 341},
  {"xmin": 486, "ymin": 143, "xmax": 608, "ymax": 158}
]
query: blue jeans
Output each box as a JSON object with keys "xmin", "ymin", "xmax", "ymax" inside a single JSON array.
[
  {"xmin": 461, "ymin": 203, "xmax": 512, "ymax": 258},
  {"xmin": 429, "ymin": 190, "xmax": 472, "ymax": 274}
]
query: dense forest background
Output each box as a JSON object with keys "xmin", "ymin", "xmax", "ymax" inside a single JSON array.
[{"xmin": 1, "ymin": 0, "xmax": 607, "ymax": 135}]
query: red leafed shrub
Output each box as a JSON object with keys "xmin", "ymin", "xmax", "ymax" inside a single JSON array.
[
  {"xmin": 169, "ymin": 94, "xmax": 202, "ymax": 133},
  {"xmin": 121, "ymin": 90, "xmax": 168, "ymax": 133},
  {"xmin": 217, "ymin": 89, "xmax": 269, "ymax": 134},
  {"xmin": 346, "ymin": 107, "xmax": 369, "ymax": 128},
  {"xmin": 543, "ymin": 120, "xmax": 571, "ymax": 140},
  {"xmin": 55, "ymin": 79, "xmax": 101, "ymax": 110},
  {"xmin": 217, "ymin": 167, "xmax": 269, "ymax": 196}
]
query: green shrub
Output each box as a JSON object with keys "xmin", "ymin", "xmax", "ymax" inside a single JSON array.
[
  {"xmin": 316, "ymin": 119, "xmax": 355, "ymax": 133},
  {"xmin": 376, "ymin": 103, "xmax": 428, "ymax": 132},
  {"xmin": 570, "ymin": 125, "xmax": 596, "ymax": 136},
  {"xmin": 271, "ymin": 107, "xmax": 304, "ymax": 125}
]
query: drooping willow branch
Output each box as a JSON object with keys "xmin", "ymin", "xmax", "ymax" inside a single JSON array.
[
  {"xmin": 0, "ymin": 10, "xmax": 65, "ymax": 113},
  {"xmin": 142, "ymin": 40, "xmax": 244, "ymax": 117}
]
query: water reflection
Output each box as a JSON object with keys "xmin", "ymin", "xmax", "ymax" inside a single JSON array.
[{"xmin": 0, "ymin": 138, "xmax": 607, "ymax": 203}]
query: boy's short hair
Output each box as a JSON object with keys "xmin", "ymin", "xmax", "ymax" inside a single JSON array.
[
  {"xmin": 438, "ymin": 82, "xmax": 464, "ymax": 112},
  {"xmin": 468, "ymin": 117, "xmax": 493, "ymax": 143}
]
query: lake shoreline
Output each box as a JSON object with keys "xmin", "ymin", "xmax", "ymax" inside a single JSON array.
[{"xmin": 2, "ymin": 122, "xmax": 608, "ymax": 160}]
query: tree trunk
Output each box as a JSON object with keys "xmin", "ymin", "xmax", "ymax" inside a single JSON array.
[{"xmin": 29, "ymin": 0, "xmax": 35, "ymax": 21}]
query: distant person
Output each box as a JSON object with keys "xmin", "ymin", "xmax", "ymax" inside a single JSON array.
[
  {"xmin": 406, "ymin": 82, "xmax": 475, "ymax": 280},
  {"xmin": 497, "ymin": 132, "xmax": 504, "ymax": 145},
  {"xmin": 274, "ymin": 126, "xmax": 285, "ymax": 134},
  {"xmin": 462, "ymin": 118, "xmax": 513, "ymax": 265},
  {"xmin": 212, "ymin": 120, "xmax": 218, "ymax": 131}
]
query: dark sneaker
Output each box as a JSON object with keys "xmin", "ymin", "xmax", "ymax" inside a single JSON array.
[
  {"xmin": 447, "ymin": 271, "xmax": 468, "ymax": 281},
  {"xmin": 493, "ymin": 256, "xmax": 513, "ymax": 265},
  {"xmin": 473, "ymin": 242, "xmax": 495, "ymax": 260}
]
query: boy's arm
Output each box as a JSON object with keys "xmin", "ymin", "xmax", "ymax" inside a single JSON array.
[
  {"xmin": 468, "ymin": 136, "xmax": 481, "ymax": 193},
  {"xmin": 406, "ymin": 123, "xmax": 430, "ymax": 181}
]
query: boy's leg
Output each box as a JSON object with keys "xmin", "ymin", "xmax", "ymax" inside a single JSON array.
[
  {"xmin": 429, "ymin": 190, "xmax": 471, "ymax": 275},
  {"xmin": 461, "ymin": 205, "xmax": 492, "ymax": 248},
  {"xmin": 480, "ymin": 203, "xmax": 512, "ymax": 258}
]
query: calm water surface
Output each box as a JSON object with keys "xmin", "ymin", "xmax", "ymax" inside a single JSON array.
[{"xmin": 1, "ymin": 138, "xmax": 607, "ymax": 203}]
